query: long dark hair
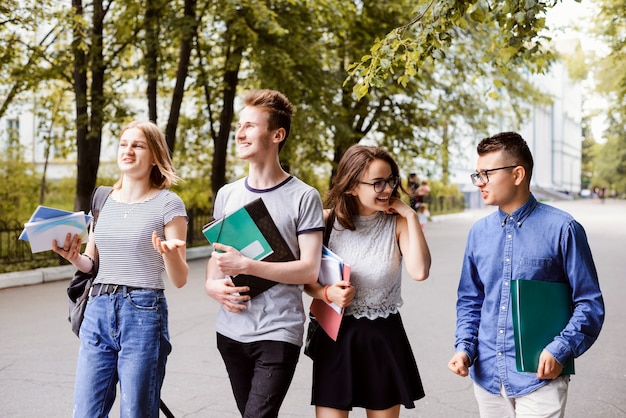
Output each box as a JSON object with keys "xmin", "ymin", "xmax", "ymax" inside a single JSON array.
[{"xmin": 325, "ymin": 144, "xmax": 404, "ymax": 231}]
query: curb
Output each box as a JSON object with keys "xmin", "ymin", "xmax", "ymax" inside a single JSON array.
[{"xmin": 0, "ymin": 245, "xmax": 213, "ymax": 291}]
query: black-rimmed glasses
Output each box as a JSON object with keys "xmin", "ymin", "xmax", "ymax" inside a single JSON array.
[
  {"xmin": 359, "ymin": 176, "xmax": 399, "ymax": 193},
  {"xmin": 470, "ymin": 165, "xmax": 518, "ymax": 185}
]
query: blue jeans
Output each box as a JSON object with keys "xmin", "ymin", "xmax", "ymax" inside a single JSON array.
[
  {"xmin": 73, "ymin": 287, "xmax": 171, "ymax": 418},
  {"xmin": 217, "ymin": 333, "xmax": 301, "ymax": 418}
]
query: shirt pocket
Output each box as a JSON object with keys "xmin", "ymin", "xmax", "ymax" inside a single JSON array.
[{"xmin": 517, "ymin": 257, "xmax": 560, "ymax": 281}]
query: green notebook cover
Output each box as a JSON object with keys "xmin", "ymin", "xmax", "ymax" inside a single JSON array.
[
  {"xmin": 203, "ymin": 202, "xmax": 274, "ymax": 261},
  {"xmin": 510, "ymin": 279, "xmax": 575, "ymax": 375}
]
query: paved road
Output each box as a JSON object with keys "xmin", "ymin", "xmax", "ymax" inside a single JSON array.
[{"xmin": 1, "ymin": 199, "xmax": 625, "ymax": 417}]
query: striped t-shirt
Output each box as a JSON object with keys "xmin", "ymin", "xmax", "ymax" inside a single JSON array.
[{"xmin": 93, "ymin": 189, "xmax": 187, "ymax": 289}]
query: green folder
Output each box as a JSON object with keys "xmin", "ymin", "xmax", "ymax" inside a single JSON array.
[
  {"xmin": 510, "ymin": 279, "xmax": 575, "ymax": 375},
  {"xmin": 203, "ymin": 202, "xmax": 274, "ymax": 261}
]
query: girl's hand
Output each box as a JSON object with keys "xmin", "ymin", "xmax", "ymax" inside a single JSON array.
[
  {"xmin": 152, "ymin": 230, "xmax": 186, "ymax": 255},
  {"xmin": 52, "ymin": 233, "xmax": 82, "ymax": 263},
  {"xmin": 326, "ymin": 281, "xmax": 355, "ymax": 308},
  {"xmin": 385, "ymin": 197, "xmax": 414, "ymax": 218}
]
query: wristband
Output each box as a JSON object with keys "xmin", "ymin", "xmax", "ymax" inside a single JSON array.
[
  {"xmin": 323, "ymin": 285, "xmax": 332, "ymax": 304},
  {"xmin": 83, "ymin": 254, "xmax": 95, "ymax": 272}
]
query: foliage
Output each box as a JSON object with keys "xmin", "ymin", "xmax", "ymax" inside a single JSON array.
[
  {"xmin": 171, "ymin": 177, "xmax": 214, "ymax": 212},
  {"xmin": 592, "ymin": 0, "xmax": 626, "ymax": 117},
  {"xmin": 0, "ymin": 1, "xmax": 63, "ymax": 119},
  {"xmin": 589, "ymin": 0, "xmax": 626, "ymax": 194},
  {"xmin": 347, "ymin": 0, "xmax": 570, "ymax": 100},
  {"xmin": 580, "ymin": 122, "xmax": 599, "ymax": 190},
  {"xmin": 420, "ymin": 179, "xmax": 465, "ymax": 215},
  {"xmin": 0, "ymin": 145, "xmax": 40, "ymax": 222},
  {"xmin": 593, "ymin": 114, "xmax": 626, "ymax": 193},
  {"xmin": 0, "ymin": 0, "xmax": 590, "ymax": 219}
]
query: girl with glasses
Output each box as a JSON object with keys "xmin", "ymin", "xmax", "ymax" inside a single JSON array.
[{"xmin": 305, "ymin": 144, "xmax": 432, "ymax": 418}]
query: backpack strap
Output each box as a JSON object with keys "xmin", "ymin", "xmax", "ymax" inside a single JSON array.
[{"xmin": 89, "ymin": 186, "xmax": 113, "ymax": 230}]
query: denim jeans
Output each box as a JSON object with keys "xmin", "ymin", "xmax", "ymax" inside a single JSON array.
[
  {"xmin": 217, "ymin": 333, "xmax": 301, "ymax": 418},
  {"xmin": 73, "ymin": 287, "xmax": 171, "ymax": 418}
]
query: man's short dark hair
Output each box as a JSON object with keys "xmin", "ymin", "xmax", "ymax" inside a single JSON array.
[{"xmin": 477, "ymin": 132, "xmax": 534, "ymax": 182}]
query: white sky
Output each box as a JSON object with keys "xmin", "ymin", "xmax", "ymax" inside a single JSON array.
[
  {"xmin": 545, "ymin": 0, "xmax": 609, "ymax": 141},
  {"xmin": 546, "ymin": 0, "xmax": 607, "ymax": 52}
]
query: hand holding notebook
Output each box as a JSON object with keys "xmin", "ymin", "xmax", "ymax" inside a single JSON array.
[{"xmin": 202, "ymin": 198, "xmax": 295, "ymax": 298}]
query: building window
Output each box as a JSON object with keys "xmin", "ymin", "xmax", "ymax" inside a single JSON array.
[{"xmin": 6, "ymin": 118, "xmax": 20, "ymax": 146}]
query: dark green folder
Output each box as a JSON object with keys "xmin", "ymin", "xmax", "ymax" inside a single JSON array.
[
  {"xmin": 202, "ymin": 198, "xmax": 295, "ymax": 298},
  {"xmin": 510, "ymin": 279, "xmax": 575, "ymax": 375}
]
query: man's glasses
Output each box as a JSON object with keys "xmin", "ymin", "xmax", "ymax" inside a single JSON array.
[
  {"xmin": 359, "ymin": 176, "xmax": 399, "ymax": 193},
  {"xmin": 470, "ymin": 165, "xmax": 518, "ymax": 185}
]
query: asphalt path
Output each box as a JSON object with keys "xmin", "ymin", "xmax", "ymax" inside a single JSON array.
[{"xmin": 1, "ymin": 199, "xmax": 625, "ymax": 417}]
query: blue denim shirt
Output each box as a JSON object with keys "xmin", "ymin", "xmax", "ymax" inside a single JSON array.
[{"xmin": 454, "ymin": 195, "xmax": 604, "ymax": 396}]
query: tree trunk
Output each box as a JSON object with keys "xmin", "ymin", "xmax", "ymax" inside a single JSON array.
[
  {"xmin": 145, "ymin": 0, "xmax": 159, "ymax": 122},
  {"xmin": 211, "ymin": 45, "xmax": 243, "ymax": 197},
  {"xmin": 72, "ymin": 0, "xmax": 91, "ymax": 212},
  {"xmin": 165, "ymin": 0, "xmax": 198, "ymax": 154},
  {"xmin": 73, "ymin": 0, "xmax": 104, "ymax": 212}
]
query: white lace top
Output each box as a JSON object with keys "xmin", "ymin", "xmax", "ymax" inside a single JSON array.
[{"xmin": 327, "ymin": 211, "xmax": 403, "ymax": 319}]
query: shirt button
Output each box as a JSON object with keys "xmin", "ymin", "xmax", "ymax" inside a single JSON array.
[
  {"xmin": 505, "ymin": 258, "xmax": 510, "ymax": 263},
  {"xmin": 501, "ymin": 306, "xmax": 506, "ymax": 310},
  {"xmin": 499, "ymin": 329, "xmax": 504, "ymax": 334},
  {"xmin": 504, "ymin": 281, "xmax": 509, "ymax": 286},
  {"xmin": 508, "ymin": 234, "xmax": 512, "ymax": 238},
  {"xmin": 497, "ymin": 352, "xmax": 503, "ymax": 356}
]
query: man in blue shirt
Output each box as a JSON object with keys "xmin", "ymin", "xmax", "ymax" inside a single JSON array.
[{"xmin": 448, "ymin": 132, "xmax": 604, "ymax": 417}]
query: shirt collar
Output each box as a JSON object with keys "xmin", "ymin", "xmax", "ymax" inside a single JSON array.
[{"xmin": 498, "ymin": 194, "xmax": 538, "ymax": 228}]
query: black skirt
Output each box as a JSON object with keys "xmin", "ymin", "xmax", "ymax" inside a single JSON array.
[{"xmin": 311, "ymin": 312, "xmax": 425, "ymax": 411}]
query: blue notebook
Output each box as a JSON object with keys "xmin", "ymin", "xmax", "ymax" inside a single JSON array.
[{"xmin": 20, "ymin": 206, "xmax": 92, "ymax": 253}]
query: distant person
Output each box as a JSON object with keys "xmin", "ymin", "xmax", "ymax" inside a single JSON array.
[
  {"xmin": 415, "ymin": 180, "xmax": 430, "ymax": 207},
  {"xmin": 417, "ymin": 203, "xmax": 430, "ymax": 230},
  {"xmin": 204, "ymin": 89, "xmax": 324, "ymax": 417},
  {"xmin": 593, "ymin": 186, "xmax": 599, "ymax": 199},
  {"xmin": 52, "ymin": 120, "xmax": 189, "ymax": 416},
  {"xmin": 305, "ymin": 144, "xmax": 431, "ymax": 417},
  {"xmin": 448, "ymin": 132, "xmax": 604, "ymax": 417}
]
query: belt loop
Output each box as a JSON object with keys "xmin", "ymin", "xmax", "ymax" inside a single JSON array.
[
  {"xmin": 98, "ymin": 284, "xmax": 104, "ymax": 296},
  {"xmin": 112, "ymin": 284, "xmax": 119, "ymax": 294}
]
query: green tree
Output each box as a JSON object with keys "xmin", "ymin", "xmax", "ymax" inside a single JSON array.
[
  {"xmin": 594, "ymin": 115, "xmax": 626, "ymax": 193},
  {"xmin": 590, "ymin": 0, "xmax": 626, "ymax": 193},
  {"xmin": 0, "ymin": 145, "xmax": 40, "ymax": 221},
  {"xmin": 580, "ymin": 121, "xmax": 599, "ymax": 190},
  {"xmin": 66, "ymin": 0, "xmax": 200, "ymax": 210},
  {"xmin": 2, "ymin": 0, "xmax": 575, "ymax": 212},
  {"xmin": 593, "ymin": 0, "xmax": 626, "ymax": 117},
  {"xmin": 0, "ymin": 1, "xmax": 61, "ymax": 119},
  {"xmin": 348, "ymin": 0, "xmax": 569, "ymax": 100}
]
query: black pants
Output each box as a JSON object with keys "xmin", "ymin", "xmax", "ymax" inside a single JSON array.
[{"xmin": 217, "ymin": 333, "xmax": 300, "ymax": 418}]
